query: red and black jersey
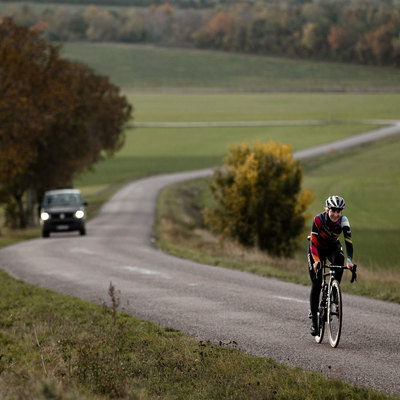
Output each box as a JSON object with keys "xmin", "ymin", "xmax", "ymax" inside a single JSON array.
[{"xmin": 310, "ymin": 211, "xmax": 353, "ymax": 263}]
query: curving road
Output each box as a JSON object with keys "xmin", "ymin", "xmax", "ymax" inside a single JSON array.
[{"xmin": 1, "ymin": 124, "xmax": 400, "ymax": 396}]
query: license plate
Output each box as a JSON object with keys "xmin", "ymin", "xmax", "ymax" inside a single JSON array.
[{"xmin": 56, "ymin": 225, "xmax": 69, "ymax": 230}]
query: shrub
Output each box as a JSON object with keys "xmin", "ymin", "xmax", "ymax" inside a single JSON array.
[{"xmin": 204, "ymin": 141, "xmax": 315, "ymax": 257}]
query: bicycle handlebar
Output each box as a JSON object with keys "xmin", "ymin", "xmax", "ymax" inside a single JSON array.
[{"xmin": 316, "ymin": 263, "xmax": 357, "ymax": 283}]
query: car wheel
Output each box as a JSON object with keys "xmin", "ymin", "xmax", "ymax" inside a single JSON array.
[
  {"xmin": 42, "ymin": 229, "xmax": 50, "ymax": 238},
  {"xmin": 80, "ymin": 227, "xmax": 86, "ymax": 236}
]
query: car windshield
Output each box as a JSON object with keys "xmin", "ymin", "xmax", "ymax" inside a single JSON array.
[{"xmin": 44, "ymin": 193, "xmax": 81, "ymax": 207}]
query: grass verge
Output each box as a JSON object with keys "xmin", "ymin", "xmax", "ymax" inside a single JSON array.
[
  {"xmin": 0, "ymin": 226, "xmax": 41, "ymax": 248},
  {"xmin": 0, "ymin": 270, "xmax": 396, "ymax": 399}
]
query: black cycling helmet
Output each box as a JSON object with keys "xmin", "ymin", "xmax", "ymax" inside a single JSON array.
[{"xmin": 325, "ymin": 195, "xmax": 346, "ymax": 210}]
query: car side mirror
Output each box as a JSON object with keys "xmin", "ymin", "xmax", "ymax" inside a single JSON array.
[{"xmin": 82, "ymin": 201, "xmax": 88, "ymax": 206}]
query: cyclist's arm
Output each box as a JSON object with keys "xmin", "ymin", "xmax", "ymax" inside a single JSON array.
[
  {"xmin": 310, "ymin": 217, "xmax": 321, "ymax": 263},
  {"xmin": 342, "ymin": 216, "xmax": 354, "ymax": 268}
]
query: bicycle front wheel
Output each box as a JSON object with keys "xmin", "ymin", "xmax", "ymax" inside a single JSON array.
[
  {"xmin": 315, "ymin": 287, "xmax": 326, "ymax": 344},
  {"xmin": 328, "ymin": 280, "xmax": 342, "ymax": 348}
]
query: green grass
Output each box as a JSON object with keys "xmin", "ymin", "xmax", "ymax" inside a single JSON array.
[
  {"xmin": 303, "ymin": 138, "xmax": 400, "ymax": 230},
  {"xmin": 129, "ymin": 91, "xmax": 400, "ymax": 122},
  {"xmin": 0, "ymin": 270, "xmax": 396, "ymax": 399},
  {"xmin": 77, "ymin": 122, "xmax": 380, "ymax": 187},
  {"xmin": 61, "ymin": 42, "xmax": 400, "ymax": 91},
  {"xmin": 302, "ymin": 135, "xmax": 400, "ymax": 273},
  {"xmin": 0, "ymin": 226, "xmax": 41, "ymax": 248}
]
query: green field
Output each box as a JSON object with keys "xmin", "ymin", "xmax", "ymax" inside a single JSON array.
[
  {"xmin": 303, "ymin": 135, "xmax": 400, "ymax": 273},
  {"xmin": 61, "ymin": 42, "xmax": 400, "ymax": 91},
  {"xmin": 65, "ymin": 43, "xmax": 400, "ymax": 195},
  {"xmin": 77, "ymin": 122, "xmax": 379, "ymax": 187},
  {"xmin": 128, "ymin": 91, "xmax": 400, "ymax": 123}
]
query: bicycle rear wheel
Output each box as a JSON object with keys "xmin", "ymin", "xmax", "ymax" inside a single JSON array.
[
  {"xmin": 328, "ymin": 280, "xmax": 342, "ymax": 348},
  {"xmin": 315, "ymin": 287, "xmax": 326, "ymax": 344}
]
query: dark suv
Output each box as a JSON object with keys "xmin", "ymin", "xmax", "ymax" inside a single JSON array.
[{"xmin": 40, "ymin": 189, "xmax": 88, "ymax": 237}]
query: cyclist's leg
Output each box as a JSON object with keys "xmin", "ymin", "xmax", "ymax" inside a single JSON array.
[
  {"xmin": 308, "ymin": 246, "xmax": 322, "ymax": 335},
  {"xmin": 328, "ymin": 241, "xmax": 345, "ymax": 283}
]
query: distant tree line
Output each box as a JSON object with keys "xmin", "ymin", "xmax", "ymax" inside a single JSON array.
[
  {"xmin": 0, "ymin": 0, "xmax": 332, "ymax": 10},
  {"xmin": 3, "ymin": 0, "xmax": 400, "ymax": 66},
  {"xmin": 3, "ymin": 0, "xmax": 218, "ymax": 9}
]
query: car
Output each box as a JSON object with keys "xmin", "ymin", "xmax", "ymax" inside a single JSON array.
[{"xmin": 40, "ymin": 189, "xmax": 88, "ymax": 238}]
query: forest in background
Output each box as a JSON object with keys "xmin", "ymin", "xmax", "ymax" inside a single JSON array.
[
  {"xmin": 2, "ymin": 0, "xmax": 400, "ymax": 67},
  {"xmin": 3, "ymin": 0, "xmax": 376, "ymax": 10}
]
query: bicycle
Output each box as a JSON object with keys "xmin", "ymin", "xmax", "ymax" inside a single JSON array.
[{"xmin": 314, "ymin": 260, "xmax": 357, "ymax": 348}]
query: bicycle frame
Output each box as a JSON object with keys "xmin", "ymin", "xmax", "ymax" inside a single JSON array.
[{"xmin": 314, "ymin": 261, "xmax": 357, "ymax": 348}]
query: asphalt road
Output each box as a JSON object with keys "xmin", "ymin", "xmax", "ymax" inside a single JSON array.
[{"xmin": 1, "ymin": 124, "xmax": 400, "ymax": 396}]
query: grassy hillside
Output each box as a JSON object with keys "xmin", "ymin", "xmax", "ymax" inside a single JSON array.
[
  {"xmin": 61, "ymin": 42, "xmax": 400, "ymax": 91},
  {"xmin": 303, "ymin": 135, "xmax": 400, "ymax": 273},
  {"xmin": 76, "ymin": 122, "xmax": 377, "ymax": 187},
  {"xmin": 129, "ymin": 91, "xmax": 400, "ymax": 122}
]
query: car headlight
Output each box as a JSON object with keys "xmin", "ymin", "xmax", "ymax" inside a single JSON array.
[
  {"xmin": 41, "ymin": 212, "xmax": 50, "ymax": 221},
  {"xmin": 75, "ymin": 210, "xmax": 85, "ymax": 219}
]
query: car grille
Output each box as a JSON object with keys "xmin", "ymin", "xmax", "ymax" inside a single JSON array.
[{"xmin": 50, "ymin": 212, "xmax": 74, "ymax": 220}]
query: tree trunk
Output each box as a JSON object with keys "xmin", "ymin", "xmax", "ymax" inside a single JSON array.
[
  {"xmin": 26, "ymin": 188, "xmax": 37, "ymax": 227},
  {"xmin": 14, "ymin": 194, "xmax": 26, "ymax": 229}
]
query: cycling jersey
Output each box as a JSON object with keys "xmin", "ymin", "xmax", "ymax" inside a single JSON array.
[{"xmin": 310, "ymin": 211, "xmax": 353, "ymax": 264}]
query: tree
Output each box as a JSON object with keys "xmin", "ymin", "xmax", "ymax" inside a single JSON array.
[
  {"xmin": 0, "ymin": 18, "xmax": 132, "ymax": 228},
  {"xmin": 301, "ymin": 22, "xmax": 317, "ymax": 52},
  {"xmin": 327, "ymin": 26, "xmax": 347, "ymax": 51},
  {"xmin": 147, "ymin": 3, "xmax": 175, "ymax": 43},
  {"xmin": 84, "ymin": 6, "xmax": 122, "ymax": 41},
  {"xmin": 367, "ymin": 19, "xmax": 397, "ymax": 64},
  {"xmin": 391, "ymin": 34, "xmax": 400, "ymax": 66},
  {"xmin": 204, "ymin": 141, "xmax": 315, "ymax": 257},
  {"xmin": 193, "ymin": 11, "xmax": 237, "ymax": 49}
]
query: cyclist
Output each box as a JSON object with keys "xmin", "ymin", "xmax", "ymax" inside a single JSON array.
[{"xmin": 308, "ymin": 195, "xmax": 354, "ymax": 336}]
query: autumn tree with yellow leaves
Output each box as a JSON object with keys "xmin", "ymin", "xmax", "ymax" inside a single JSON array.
[
  {"xmin": 205, "ymin": 141, "xmax": 315, "ymax": 257},
  {"xmin": 0, "ymin": 18, "xmax": 132, "ymax": 228}
]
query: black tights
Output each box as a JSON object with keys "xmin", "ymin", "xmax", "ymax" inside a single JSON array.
[{"xmin": 308, "ymin": 242, "xmax": 344, "ymax": 317}]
